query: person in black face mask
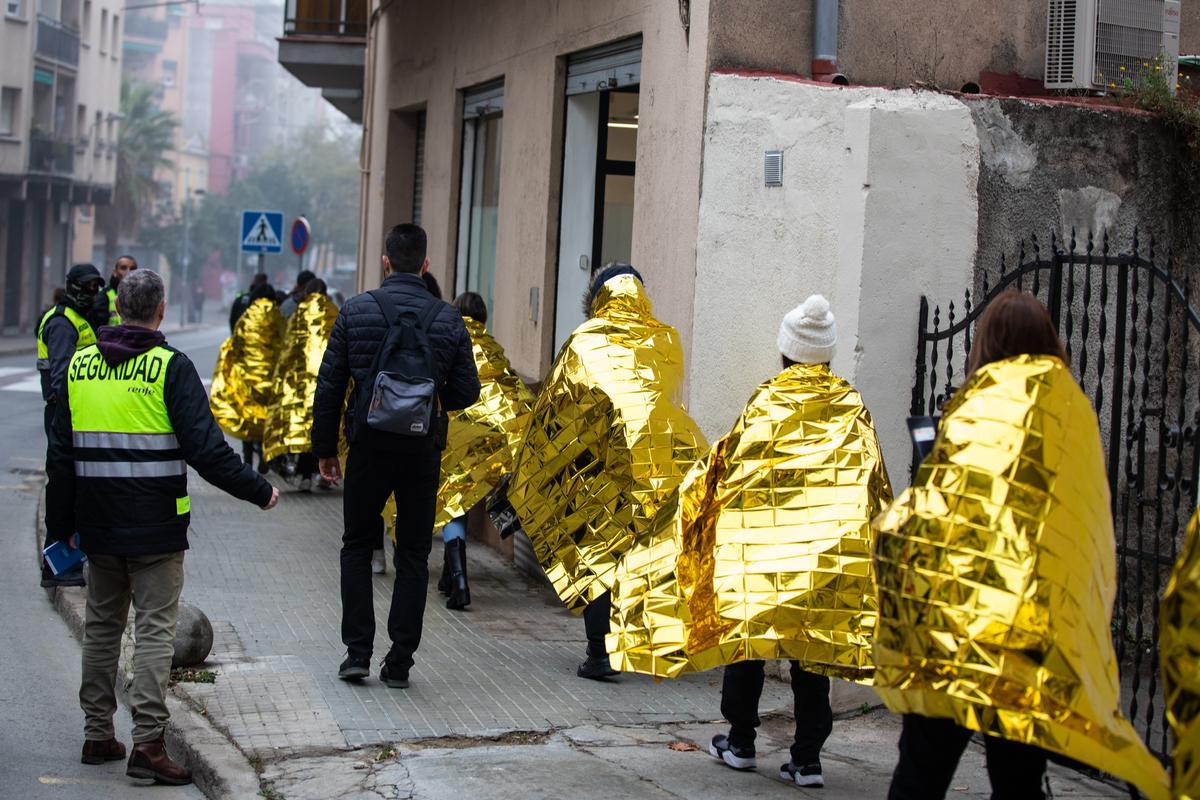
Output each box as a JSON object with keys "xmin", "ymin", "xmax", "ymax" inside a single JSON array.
[{"xmin": 37, "ymin": 263, "xmax": 105, "ymax": 587}]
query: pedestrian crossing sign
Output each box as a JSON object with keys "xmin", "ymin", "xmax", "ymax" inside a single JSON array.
[{"xmin": 240, "ymin": 210, "xmax": 284, "ymax": 254}]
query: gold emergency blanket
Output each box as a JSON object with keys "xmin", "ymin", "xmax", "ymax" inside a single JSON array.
[
  {"xmin": 609, "ymin": 363, "xmax": 893, "ymax": 680},
  {"xmin": 872, "ymin": 354, "xmax": 1169, "ymax": 800},
  {"xmin": 434, "ymin": 317, "xmax": 534, "ymax": 528},
  {"xmin": 209, "ymin": 298, "xmax": 283, "ymax": 441},
  {"xmin": 262, "ymin": 294, "xmax": 339, "ymax": 462},
  {"xmin": 509, "ymin": 274, "xmax": 706, "ymax": 613},
  {"xmin": 1162, "ymin": 507, "xmax": 1200, "ymax": 800}
]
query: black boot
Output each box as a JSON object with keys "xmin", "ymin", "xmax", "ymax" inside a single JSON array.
[
  {"xmin": 445, "ymin": 538, "xmax": 470, "ymax": 610},
  {"xmin": 436, "ymin": 541, "xmax": 452, "ymax": 595},
  {"xmin": 577, "ymin": 641, "xmax": 618, "ymax": 680}
]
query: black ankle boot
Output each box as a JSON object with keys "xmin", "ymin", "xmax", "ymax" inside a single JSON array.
[
  {"xmin": 577, "ymin": 641, "xmax": 619, "ymax": 680},
  {"xmin": 436, "ymin": 542, "xmax": 452, "ymax": 595},
  {"xmin": 445, "ymin": 538, "xmax": 470, "ymax": 610}
]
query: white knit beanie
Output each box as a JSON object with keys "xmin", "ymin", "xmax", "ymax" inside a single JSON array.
[{"xmin": 777, "ymin": 294, "xmax": 836, "ymax": 363}]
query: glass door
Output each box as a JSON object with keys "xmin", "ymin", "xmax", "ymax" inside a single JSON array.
[{"xmin": 455, "ymin": 80, "xmax": 504, "ymax": 325}]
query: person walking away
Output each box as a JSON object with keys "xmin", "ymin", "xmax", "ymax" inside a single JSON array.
[
  {"xmin": 229, "ymin": 272, "xmax": 268, "ymax": 333},
  {"xmin": 279, "ymin": 269, "xmax": 317, "ymax": 318},
  {"xmin": 210, "ymin": 283, "xmax": 283, "ymax": 472},
  {"xmin": 262, "ymin": 279, "xmax": 338, "ymax": 492},
  {"xmin": 608, "ymin": 295, "xmax": 892, "ymax": 790},
  {"xmin": 45, "ymin": 269, "xmax": 279, "ymax": 785},
  {"xmin": 508, "ymin": 264, "xmax": 706, "ymax": 680},
  {"xmin": 190, "ymin": 279, "xmax": 205, "ymax": 324},
  {"xmin": 313, "ymin": 223, "xmax": 479, "ymax": 688},
  {"xmin": 433, "ymin": 291, "xmax": 534, "ymax": 610},
  {"xmin": 37, "ymin": 263, "xmax": 105, "ymax": 587},
  {"xmin": 89, "ymin": 255, "xmax": 137, "ymax": 330},
  {"xmin": 873, "ymin": 290, "xmax": 1169, "ymax": 800}
]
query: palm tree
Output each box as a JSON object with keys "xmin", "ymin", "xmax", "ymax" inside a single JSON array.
[{"xmin": 98, "ymin": 79, "xmax": 178, "ymax": 263}]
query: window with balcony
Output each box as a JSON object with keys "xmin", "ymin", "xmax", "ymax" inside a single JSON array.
[
  {"xmin": 284, "ymin": 0, "xmax": 367, "ymax": 36},
  {"xmin": 98, "ymin": 7, "xmax": 106, "ymax": 53},
  {"xmin": 37, "ymin": 0, "xmax": 58, "ymax": 20},
  {"xmin": 0, "ymin": 88, "xmax": 19, "ymax": 137}
]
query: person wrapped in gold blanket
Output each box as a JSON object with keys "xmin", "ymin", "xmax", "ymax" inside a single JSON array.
[
  {"xmin": 508, "ymin": 264, "xmax": 706, "ymax": 680},
  {"xmin": 610, "ymin": 294, "xmax": 892, "ymax": 789},
  {"xmin": 209, "ymin": 284, "xmax": 282, "ymax": 471},
  {"xmin": 262, "ymin": 282, "xmax": 339, "ymax": 488},
  {"xmin": 1162, "ymin": 506, "xmax": 1200, "ymax": 800},
  {"xmin": 873, "ymin": 290, "xmax": 1169, "ymax": 800}
]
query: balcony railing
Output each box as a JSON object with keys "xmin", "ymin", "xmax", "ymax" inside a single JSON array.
[
  {"xmin": 29, "ymin": 132, "xmax": 76, "ymax": 175},
  {"xmin": 283, "ymin": 0, "xmax": 366, "ymax": 37},
  {"xmin": 36, "ymin": 15, "xmax": 80, "ymax": 67}
]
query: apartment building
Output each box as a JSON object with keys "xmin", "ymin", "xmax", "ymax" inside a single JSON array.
[{"xmin": 0, "ymin": 0, "xmax": 122, "ymax": 331}]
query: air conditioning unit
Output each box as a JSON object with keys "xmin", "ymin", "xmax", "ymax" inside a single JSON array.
[{"xmin": 1045, "ymin": 0, "xmax": 1181, "ymax": 92}]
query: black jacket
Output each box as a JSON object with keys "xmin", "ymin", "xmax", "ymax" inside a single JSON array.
[
  {"xmin": 86, "ymin": 277, "xmax": 117, "ymax": 332},
  {"xmin": 47, "ymin": 326, "xmax": 273, "ymax": 554},
  {"xmin": 229, "ymin": 291, "xmax": 251, "ymax": 333},
  {"xmin": 311, "ymin": 272, "xmax": 480, "ymax": 458}
]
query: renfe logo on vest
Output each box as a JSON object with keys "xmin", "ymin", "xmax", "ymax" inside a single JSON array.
[{"xmin": 70, "ymin": 351, "xmax": 166, "ymax": 384}]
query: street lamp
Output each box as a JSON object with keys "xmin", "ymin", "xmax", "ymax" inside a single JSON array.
[{"xmin": 179, "ymin": 186, "xmax": 206, "ymax": 326}]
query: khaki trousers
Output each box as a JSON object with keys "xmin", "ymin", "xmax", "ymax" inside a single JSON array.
[{"xmin": 79, "ymin": 551, "xmax": 184, "ymax": 743}]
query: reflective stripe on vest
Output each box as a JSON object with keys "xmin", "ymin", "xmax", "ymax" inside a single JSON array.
[
  {"xmin": 37, "ymin": 305, "xmax": 96, "ymax": 363},
  {"xmin": 68, "ymin": 344, "xmax": 178, "ymax": 480},
  {"xmin": 106, "ymin": 287, "xmax": 121, "ymax": 326}
]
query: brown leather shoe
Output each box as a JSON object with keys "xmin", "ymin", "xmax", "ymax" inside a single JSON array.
[
  {"xmin": 126, "ymin": 738, "xmax": 192, "ymax": 785},
  {"xmin": 81, "ymin": 738, "xmax": 126, "ymax": 765}
]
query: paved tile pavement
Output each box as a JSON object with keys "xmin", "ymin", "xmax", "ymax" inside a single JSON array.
[{"xmin": 176, "ymin": 473, "xmax": 788, "ymax": 759}]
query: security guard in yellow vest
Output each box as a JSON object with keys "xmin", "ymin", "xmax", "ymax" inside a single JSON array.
[
  {"xmin": 46, "ymin": 269, "xmax": 277, "ymax": 783},
  {"xmin": 38, "ymin": 263, "xmax": 104, "ymax": 587},
  {"xmin": 88, "ymin": 254, "xmax": 137, "ymax": 330}
]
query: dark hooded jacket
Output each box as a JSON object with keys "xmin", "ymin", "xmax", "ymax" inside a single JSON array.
[{"xmin": 47, "ymin": 326, "xmax": 273, "ymax": 554}]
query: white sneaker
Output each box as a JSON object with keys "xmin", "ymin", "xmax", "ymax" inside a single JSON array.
[
  {"xmin": 780, "ymin": 762, "xmax": 823, "ymax": 788},
  {"xmin": 371, "ymin": 549, "xmax": 386, "ymax": 575}
]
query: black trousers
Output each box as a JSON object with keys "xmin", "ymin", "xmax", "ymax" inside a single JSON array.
[
  {"xmin": 340, "ymin": 443, "xmax": 440, "ymax": 667},
  {"xmin": 721, "ymin": 659, "xmax": 833, "ymax": 766},
  {"xmin": 583, "ymin": 592, "xmax": 612, "ymax": 656},
  {"xmin": 887, "ymin": 714, "xmax": 1047, "ymax": 800}
]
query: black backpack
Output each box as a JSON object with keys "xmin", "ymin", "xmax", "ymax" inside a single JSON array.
[{"xmin": 350, "ymin": 289, "xmax": 444, "ymax": 444}]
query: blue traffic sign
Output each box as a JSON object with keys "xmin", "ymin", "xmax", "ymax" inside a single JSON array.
[
  {"xmin": 240, "ymin": 210, "xmax": 284, "ymax": 254},
  {"xmin": 291, "ymin": 216, "xmax": 311, "ymax": 255}
]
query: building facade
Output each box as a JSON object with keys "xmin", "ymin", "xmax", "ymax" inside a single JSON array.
[
  {"xmin": 337, "ymin": 0, "xmax": 1199, "ymax": 495},
  {"xmin": 0, "ymin": 0, "xmax": 122, "ymax": 331}
]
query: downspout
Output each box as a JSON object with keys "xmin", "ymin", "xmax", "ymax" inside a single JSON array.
[{"xmin": 812, "ymin": 0, "xmax": 848, "ymax": 84}]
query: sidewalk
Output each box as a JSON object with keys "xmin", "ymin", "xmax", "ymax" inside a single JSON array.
[
  {"xmin": 125, "ymin": 471, "xmax": 1124, "ymax": 799},
  {"xmin": 40, "ymin": 468, "xmax": 1130, "ymax": 799}
]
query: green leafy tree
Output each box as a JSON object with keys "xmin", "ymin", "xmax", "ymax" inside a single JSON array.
[{"xmin": 98, "ymin": 80, "xmax": 179, "ymax": 263}]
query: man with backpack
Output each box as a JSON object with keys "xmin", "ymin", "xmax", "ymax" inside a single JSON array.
[{"xmin": 312, "ymin": 224, "xmax": 479, "ymax": 688}]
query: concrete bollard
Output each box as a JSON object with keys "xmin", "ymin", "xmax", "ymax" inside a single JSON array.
[{"xmin": 173, "ymin": 602, "xmax": 214, "ymax": 668}]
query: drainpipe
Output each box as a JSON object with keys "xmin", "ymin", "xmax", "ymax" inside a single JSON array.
[{"xmin": 812, "ymin": 0, "xmax": 848, "ymax": 84}]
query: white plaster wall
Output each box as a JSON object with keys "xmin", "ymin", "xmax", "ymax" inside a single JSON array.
[{"xmin": 690, "ymin": 74, "xmax": 979, "ymax": 487}]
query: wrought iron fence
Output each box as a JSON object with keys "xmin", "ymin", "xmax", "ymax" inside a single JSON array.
[
  {"xmin": 911, "ymin": 230, "xmax": 1200, "ymax": 780},
  {"xmin": 283, "ymin": 0, "xmax": 367, "ymax": 36}
]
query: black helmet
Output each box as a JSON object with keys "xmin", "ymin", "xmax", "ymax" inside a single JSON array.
[{"xmin": 65, "ymin": 263, "xmax": 104, "ymax": 310}]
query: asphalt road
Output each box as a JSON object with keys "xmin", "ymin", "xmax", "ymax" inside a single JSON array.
[{"xmin": 0, "ymin": 324, "xmax": 224, "ymax": 800}]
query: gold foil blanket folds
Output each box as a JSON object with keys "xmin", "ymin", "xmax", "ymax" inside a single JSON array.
[
  {"xmin": 509, "ymin": 275, "xmax": 706, "ymax": 613},
  {"xmin": 210, "ymin": 298, "xmax": 283, "ymax": 441},
  {"xmin": 1163, "ymin": 507, "xmax": 1200, "ymax": 800},
  {"xmin": 871, "ymin": 354, "xmax": 1169, "ymax": 800},
  {"xmin": 609, "ymin": 363, "xmax": 893, "ymax": 680},
  {"xmin": 434, "ymin": 317, "xmax": 534, "ymax": 528},
  {"xmin": 263, "ymin": 294, "xmax": 339, "ymax": 462}
]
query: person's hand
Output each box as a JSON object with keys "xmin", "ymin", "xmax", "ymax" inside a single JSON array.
[
  {"xmin": 318, "ymin": 457, "xmax": 341, "ymax": 484},
  {"xmin": 261, "ymin": 487, "xmax": 279, "ymax": 510},
  {"xmin": 66, "ymin": 533, "xmax": 80, "ymax": 550}
]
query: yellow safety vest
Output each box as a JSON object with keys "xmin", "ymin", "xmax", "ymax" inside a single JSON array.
[
  {"xmin": 106, "ymin": 287, "xmax": 120, "ymax": 326},
  {"xmin": 67, "ymin": 344, "xmax": 189, "ymax": 515},
  {"xmin": 36, "ymin": 305, "xmax": 95, "ymax": 371}
]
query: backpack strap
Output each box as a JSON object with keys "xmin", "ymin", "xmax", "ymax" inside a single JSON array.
[
  {"xmin": 415, "ymin": 297, "xmax": 441, "ymax": 332},
  {"xmin": 369, "ymin": 289, "xmax": 400, "ymax": 326}
]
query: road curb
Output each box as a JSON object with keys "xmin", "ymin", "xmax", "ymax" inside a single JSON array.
[{"xmin": 36, "ymin": 487, "xmax": 263, "ymax": 800}]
